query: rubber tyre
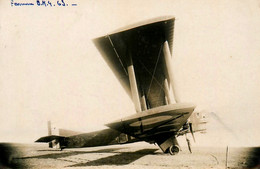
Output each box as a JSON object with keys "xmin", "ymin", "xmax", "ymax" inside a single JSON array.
[{"xmin": 169, "ymin": 145, "xmax": 180, "ymax": 155}]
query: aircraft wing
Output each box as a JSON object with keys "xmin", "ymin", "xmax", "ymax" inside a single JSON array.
[
  {"xmin": 106, "ymin": 103, "xmax": 195, "ymax": 141},
  {"xmin": 93, "ymin": 16, "xmax": 175, "ymax": 109}
]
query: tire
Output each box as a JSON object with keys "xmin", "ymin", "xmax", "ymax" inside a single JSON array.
[{"xmin": 169, "ymin": 145, "xmax": 180, "ymax": 155}]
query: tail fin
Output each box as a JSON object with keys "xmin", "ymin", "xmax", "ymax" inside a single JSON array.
[
  {"xmin": 35, "ymin": 121, "xmax": 81, "ymax": 150},
  {"xmin": 48, "ymin": 121, "xmax": 52, "ymax": 136},
  {"xmin": 35, "ymin": 121, "xmax": 65, "ymax": 149},
  {"xmin": 47, "ymin": 121, "xmax": 52, "ymax": 148}
]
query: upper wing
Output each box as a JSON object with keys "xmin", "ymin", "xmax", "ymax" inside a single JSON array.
[
  {"xmin": 106, "ymin": 103, "xmax": 195, "ymax": 141},
  {"xmin": 93, "ymin": 16, "xmax": 175, "ymax": 109}
]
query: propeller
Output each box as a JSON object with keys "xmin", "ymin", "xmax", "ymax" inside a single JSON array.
[
  {"xmin": 185, "ymin": 134, "xmax": 192, "ymax": 153},
  {"xmin": 182, "ymin": 122, "xmax": 196, "ymax": 153},
  {"xmin": 183, "ymin": 122, "xmax": 196, "ymax": 153},
  {"xmin": 189, "ymin": 122, "xmax": 196, "ymax": 143}
]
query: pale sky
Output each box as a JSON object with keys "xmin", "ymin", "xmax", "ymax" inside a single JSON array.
[{"xmin": 0, "ymin": 0, "xmax": 260, "ymax": 147}]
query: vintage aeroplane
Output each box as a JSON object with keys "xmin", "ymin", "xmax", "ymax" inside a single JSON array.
[{"xmin": 36, "ymin": 16, "xmax": 206, "ymax": 155}]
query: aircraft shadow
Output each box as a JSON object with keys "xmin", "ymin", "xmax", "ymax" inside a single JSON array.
[
  {"xmin": 16, "ymin": 148, "xmax": 124, "ymax": 159},
  {"xmin": 37, "ymin": 149, "xmax": 64, "ymax": 152},
  {"xmin": 68, "ymin": 148, "xmax": 158, "ymax": 167}
]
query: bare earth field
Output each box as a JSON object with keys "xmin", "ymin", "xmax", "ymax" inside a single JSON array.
[{"xmin": 0, "ymin": 143, "xmax": 259, "ymax": 169}]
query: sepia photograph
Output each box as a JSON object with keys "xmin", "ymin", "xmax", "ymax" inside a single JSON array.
[{"xmin": 0, "ymin": 0, "xmax": 260, "ymax": 168}]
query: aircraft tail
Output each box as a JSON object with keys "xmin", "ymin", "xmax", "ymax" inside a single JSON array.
[
  {"xmin": 35, "ymin": 121, "xmax": 82, "ymax": 150},
  {"xmin": 35, "ymin": 135, "xmax": 66, "ymax": 149},
  {"xmin": 35, "ymin": 121, "xmax": 66, "ymax": 149}
]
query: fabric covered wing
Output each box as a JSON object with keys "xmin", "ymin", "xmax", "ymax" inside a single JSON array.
[
  {"xmin": 93, "ymin": 16, "xmax": 175, "ymax": 109},
  {"xmin": 106, "ymin": 103, "xmax": 195, "ymax": 141}
]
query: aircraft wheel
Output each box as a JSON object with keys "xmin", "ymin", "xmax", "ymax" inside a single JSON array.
[{"xmin": 169, "ymin": 145, "xmax": 180, "ymax": 155}]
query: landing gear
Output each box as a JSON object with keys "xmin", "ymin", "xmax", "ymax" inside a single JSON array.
[
  {"xmin": 169, "ymin": 145, "xmax": 180, "ymax": 155},
  {"xmin": 157, "ymin": 136, "xmax": 180, "ymax": 155}
]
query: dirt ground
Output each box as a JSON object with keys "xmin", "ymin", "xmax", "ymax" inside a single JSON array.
[{"xmin": 0, "ymin": 143, "xmax": 259, "ymax": 169}]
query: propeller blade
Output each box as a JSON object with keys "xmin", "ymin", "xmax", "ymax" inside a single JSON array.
[
  {"xmin": 189, "ymin": 123, "xmax": 196, "ymax": 143},
  {"xmin": 185, "ymin": 134, "xmax": 192, "ymax": 153}
]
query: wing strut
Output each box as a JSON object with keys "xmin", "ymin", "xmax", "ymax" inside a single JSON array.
[
  {"xmin": 164, "ymin": 78, "xmax": 173, "ymax": 104},
  {"xmin": 127, "ymin": 51, "xmax": 142, "ymax": 112},
  {"xmin": 163, "ymin": 41, "xmax": 180, "ymax": 103},
  {"xmin": 147, "ymin": 45, "xmax": 162, "ymax": 98}
]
